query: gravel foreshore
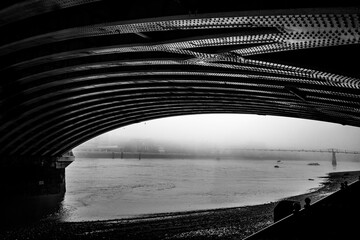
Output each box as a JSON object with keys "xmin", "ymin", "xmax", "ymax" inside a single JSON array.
[{"xmin": 1, "ymin": 171, "xmax": 359, "ymax": 240}]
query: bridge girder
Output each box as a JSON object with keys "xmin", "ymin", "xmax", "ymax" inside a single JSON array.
[{"xmin": 1, "ymin": 1, "xmax": 360, "ymax": 160}]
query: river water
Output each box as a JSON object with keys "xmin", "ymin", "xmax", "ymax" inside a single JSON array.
[{"xmin": 56, "ymin": 158, "xmax": 360, "ymax": 222}]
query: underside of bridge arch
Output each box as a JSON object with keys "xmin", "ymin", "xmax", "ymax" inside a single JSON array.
[{"xmin": 1, "ymin": 0, "xmax": 360, "ymax": 164}]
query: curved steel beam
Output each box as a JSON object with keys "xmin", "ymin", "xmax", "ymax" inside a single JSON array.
[
  {"xmin": 1, "ymin": 88, "xmax": 303, "ymax": 154},
  {"xmin": 15, "ymin": 97, "xmax": 302, "ymax": 154},
  {"xmin": 26, "ymin": 101, "xmax": 311, "ymax": 155},
  {"xmin": 0, "ymin": 2, "xmax": 360, "ymax": 159}
]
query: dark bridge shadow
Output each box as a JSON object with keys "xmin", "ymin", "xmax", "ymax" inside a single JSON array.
[
  {"xmin": 245, "ymin": 179, "xmax": 360, "ymax": 240},
  {"xmin": 0, "ymin": 193, "xmax": 64, "ymax": 229}
]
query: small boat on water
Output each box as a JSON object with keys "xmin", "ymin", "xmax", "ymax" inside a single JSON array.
[
  {"xmin": 274, "ymin": 165, "xmax": 280, "ymax": 168},
  {"xmin": 308, "ymin": 162, "xmax": 320, "ymax": 166}
]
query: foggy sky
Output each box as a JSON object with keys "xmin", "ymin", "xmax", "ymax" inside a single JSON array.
[{"xmin": 79, "ymin": 114, "xmax": 360, "ymax": 151}]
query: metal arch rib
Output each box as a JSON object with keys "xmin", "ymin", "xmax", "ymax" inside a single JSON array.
[{"xmin": 1, "ymin": 2, "xmax": 360, "ymax": 158}]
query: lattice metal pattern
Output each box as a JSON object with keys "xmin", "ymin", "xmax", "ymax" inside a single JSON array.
[
  {"xmin": 0, "ymin": 2, "xmax": 359, "ymax": 157},
  {"xmin": 1, "ymin": 10, "xmax": 359, "ymax": 53}
]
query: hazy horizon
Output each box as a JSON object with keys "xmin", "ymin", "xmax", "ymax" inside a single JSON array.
[{"xmin": 75, "ymin": 114, "xmax": 360, "ymax": 151}]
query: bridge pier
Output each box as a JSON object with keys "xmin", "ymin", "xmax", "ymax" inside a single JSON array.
[
  {"xmin": 0, "ymin": 153, "xmax": 74, "ymax": 197},
  {"xmin": 0, "ymin": 154, "xmax": 74, "ymax": 225},
  {"xmin": 332, "ymin": 150, "xmax": 337, "ymax": 167},
  {"xmin": 0, "ymin": 165, "xmax": 67, "ymax": 197}
]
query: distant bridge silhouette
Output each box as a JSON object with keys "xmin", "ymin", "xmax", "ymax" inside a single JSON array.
[
  {"xmin": 224, "ymin": 148, "xmax": 360, "ymax": 166},
  {"xmin": 225, "ymin": 148, "xmax": 360, "ymax": 154}
]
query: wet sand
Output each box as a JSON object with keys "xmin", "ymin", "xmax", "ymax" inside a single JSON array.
[{"xmin": 0, "ymin": 170, "xmax": 359, "ymax": 240}]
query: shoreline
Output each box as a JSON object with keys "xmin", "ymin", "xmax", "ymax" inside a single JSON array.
[{"xmin": 1, "ymin": 170, "xmax": 359, "ymax": 240}]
